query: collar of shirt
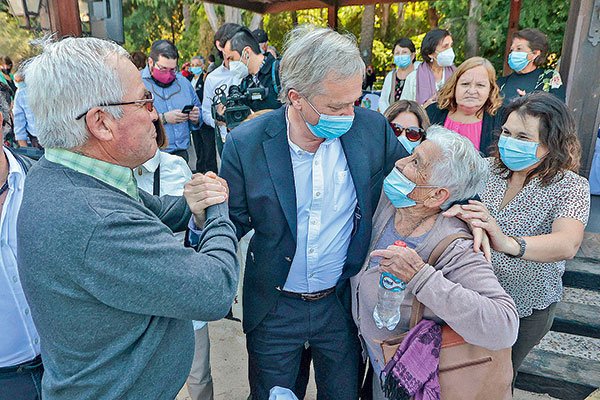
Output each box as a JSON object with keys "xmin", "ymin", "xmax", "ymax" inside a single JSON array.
[
  {"xmin": 45, "ymin": 148, "xmax": 140, "ymax": 201},
  {"xmin": 285, "ymin": 107, "xmax": 336, "ymax": 157},
  {"xmin": 3, "ymin": 146, "xmax": 25, "ymax": 189},
  {"xmin": 140, "ymin": 149, "xmax": 161, "ymax": 173}
]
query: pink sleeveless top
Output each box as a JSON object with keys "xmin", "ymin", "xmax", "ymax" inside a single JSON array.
[{"xmin": 443, "ymin": 117, "xmax": 483, "ymax": 150}]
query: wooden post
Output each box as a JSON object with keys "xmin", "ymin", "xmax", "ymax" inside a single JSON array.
[
  {"xmin": 47, "ymin": 0, "xmax": 81, "ymax": 37},
  {"xmin": 560, "ymin": 0, "xmax": 600, "ymax": 178},
  {"xmin": 327, "ymin": 5, "xmax": 338, "ymax": 31},
  {"xmin": 503, "ymin": 0, "xmax": 521, "ymax": 76}
]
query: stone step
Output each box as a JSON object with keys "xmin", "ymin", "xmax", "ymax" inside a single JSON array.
[
  {"xmin": 563, "ymin": 257, "xmax": 600, "ymax": 292},
  {"xmin": 552, "ymin": 301, "xmax": 600, "ymax": 339},
  {"xmin": 517, "ymin": 343, "xmax": 600, "ymax": 399}
]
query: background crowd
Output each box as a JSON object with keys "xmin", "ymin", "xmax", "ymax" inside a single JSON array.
[{"xmin": 0, "ymin": 15, "xmax": 594, "ymax": 400}]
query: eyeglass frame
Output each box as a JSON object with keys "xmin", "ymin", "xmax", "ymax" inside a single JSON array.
[
  {"xmin": 389, "ymin": 123, "xmax": 426, "ymax": 142},
  {"xmin": 75, "ymin": 90, "xmax": 155, "ymax": 120}
]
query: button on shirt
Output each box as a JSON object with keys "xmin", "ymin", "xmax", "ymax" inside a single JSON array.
[
  {"xmin": 142, "ymin": 67, "xmax": 202, "ymax": 153},
  {"xmin": 0, "ymin": 147, "xmax": 40, "ymax": 367},
  {"xmin": 283, "ymin": 111, "xmax": 358, "ymax": 293}
]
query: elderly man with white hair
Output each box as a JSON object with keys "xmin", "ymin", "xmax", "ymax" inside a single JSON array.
[
  {"xmin": 16, "ymin": 37, "xmax": 239, "ymax": 399},
  {"xmin": 351, "ymin": 126, "xmax": 519, "ymax": 399},
  {"xmin": 216, "ymin": 25, "xmax": 408, "ymax": 399}
]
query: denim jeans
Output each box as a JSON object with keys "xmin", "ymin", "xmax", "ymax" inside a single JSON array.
[{"xmin": 0, "ymin": 355, "xmax": 44, "ymax": 400}]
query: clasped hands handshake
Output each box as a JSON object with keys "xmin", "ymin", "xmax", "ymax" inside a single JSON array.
[{"xmin": 183, "ymin": 172, "xmax": 228, "ymax": 228}]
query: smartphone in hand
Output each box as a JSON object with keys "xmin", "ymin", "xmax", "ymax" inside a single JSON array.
[{"xmin": 181, "ymin": 104, "xmax": 194, "ymax": 114}]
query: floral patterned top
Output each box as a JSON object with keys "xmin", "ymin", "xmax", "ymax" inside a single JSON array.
[{"xmin": 481, "ymin": 158, "xmax": 590, "ymax": 317}]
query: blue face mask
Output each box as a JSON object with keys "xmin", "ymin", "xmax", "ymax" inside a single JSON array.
[
  {"xmin": 498, "ymin": 135, "xmax": 542, "ymax": 171},
  {"xmin": 190, "ymin": 66, "xmax": 203, "ymax": 75},
  {"xmin": 508, "ymin": 51, "xmax": 531, "ymax": 73},
  {"xmin": 304, "ymin": 97, "xmax": 354, "ymax": 139},
  {"xmin": 394, "ymin": 54, "xmax": 411, "ymax": 69},
  {"xmin": 398, "ymin": 134, "xmax": 420, "ymax": 154},
  {"xmin": 383, "ymin": 167, "xmax": 435, "ymax": 208}
]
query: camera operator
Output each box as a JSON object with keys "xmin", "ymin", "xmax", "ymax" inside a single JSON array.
[
  {"xmin": 223, "ymin": 27, "xmax": 283, "ymax": 112},
  {"xmin": 201, "ymin": 23, "xmax": 243, "ymax": 162},
  {"xmin": 142, "ymin": 40, "xmax": 201, "ymax": 161}
]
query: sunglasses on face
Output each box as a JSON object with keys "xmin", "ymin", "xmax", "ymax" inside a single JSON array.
[
  {"xmin": 76, "ymin": 91, "xmax": 155, "ymax": 120},
  {"xmin": 390, "ymin": 123, "xmax": 425, "ymax": 142}
]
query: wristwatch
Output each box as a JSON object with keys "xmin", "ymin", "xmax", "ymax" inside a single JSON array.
[
  {"xmin": 508, "ymin": 236, "xmax": 526, "ymax": 258},
  {"xmin": 161, "ymin": 113, "xmax": 168, "ymax": 125}
]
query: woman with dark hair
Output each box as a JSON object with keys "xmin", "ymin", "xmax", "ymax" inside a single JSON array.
[
  {"xmin": 497, "ymin": 28, "xmax": 565, "ymax": 105},
  {"xmin": 379, "ymin": 38, "xmax": 419, "ymax": 114},
  {"xmin": 426, "ymin": 57, "xmax": 503, "ymax": 155},
  {"xmin": 445, "ymin": 91, "xmax": 590, "ymax": 386},
  {"xmin": 0, "ymin": 56, "xmax": 16, "ymax": 96},
  {"xmin": 401, "ymin": 29, "xmax": 455, "ymax": 107},
  {"xmin": 383, "ymin": 100, "xmax": 430, "ymax": 154}
]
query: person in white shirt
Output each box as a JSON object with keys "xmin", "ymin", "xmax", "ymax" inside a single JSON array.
[
  {"xmin": 379, "ymin": 38, "xmax": 421, "ymax": 114},
  {"xmin": 0, "ymin": 108, "xmax": 43, "ymax": 400},
  {"xmin": 202, "ymin": 23, "xmax": 243, "ymax": 158},
  {"xmin": 134, "ymin": 145, "xmax": 214, "ymax": 400}
]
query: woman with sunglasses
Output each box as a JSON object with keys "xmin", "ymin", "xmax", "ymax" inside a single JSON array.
[
  {"xmin": 426, "ymin": 57, "xmax": 503, "ymax": 156},
  {"xmin": 384, "ymin": 100, "xmax": 430, "ymax": 155},
  {"xmin": 444, "ymin": 92, "xmax": 590, "ymax": 387}
]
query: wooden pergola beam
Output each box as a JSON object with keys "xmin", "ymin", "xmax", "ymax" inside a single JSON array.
[{"xmin": 503, "ymin": 0, "xmax": 521, "ymax": 75}]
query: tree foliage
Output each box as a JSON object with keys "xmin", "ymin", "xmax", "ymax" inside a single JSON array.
[{"xmin": 0, "ymin": 10, "xmax": 38, "ymax": 65}]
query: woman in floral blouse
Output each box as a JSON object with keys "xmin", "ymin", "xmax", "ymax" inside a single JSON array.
[
  {"xmin": 445, "ymin": 92, "xmax": 590, "ymax": 385},
  {"xmin": 497, "ymin": 28, "xmax": 565, "ymax": 105}
]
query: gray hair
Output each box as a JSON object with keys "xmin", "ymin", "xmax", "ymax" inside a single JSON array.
[
  {"xmin": 425, "ymin": 125, "xmax": 488, "ymax": 210},
  {"xmin": 23, "ymin": 37, "xmax": 129, "ymax": 149},
  {"xmin": 191, "ymin": 56, "xmax": 204, "ymax": 63},
  {"xmin": 278, "ymin": 25, "xmax": 365, "ymax": 104}
]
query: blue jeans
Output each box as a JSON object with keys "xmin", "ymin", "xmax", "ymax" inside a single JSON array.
[
  {"xmin": 246, "ymin": 293, "xmax": 361, "ymax": 400},
  {"xmin": 0, "ymin": 355, "xmax": 44, "ymax": 400}
]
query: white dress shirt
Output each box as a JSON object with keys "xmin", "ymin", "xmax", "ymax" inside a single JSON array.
[
  {"xmin": 0, "ymin": 147, "xmax": 40, "ymax": 367},
  {"xmin": 134, "ymin": 150, "xmax": 206, "ymax": 330},
  {"xmin": 283, "ymin": 111, "xmax": 358, "ymax": 293},
  {"xmin": 202, "ymin": 65, "xmax": 241, "ymax": 142}
]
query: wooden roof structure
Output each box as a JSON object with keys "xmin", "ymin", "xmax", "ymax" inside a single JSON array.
[{"xmin": 202, "ymin": 0, "xmax": 406, "ymax": 15}]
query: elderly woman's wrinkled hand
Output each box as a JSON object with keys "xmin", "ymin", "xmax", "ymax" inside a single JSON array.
[{"xmin": 370, "ymin": 244, "xmax": 426, "ymax": 283}]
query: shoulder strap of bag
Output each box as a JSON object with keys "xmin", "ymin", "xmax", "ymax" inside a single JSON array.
[
  {"xmin": 271, "ymin": 59, "xmax": 280, "ymax": 95},
  {"xmin": 409, "ymin": 232, "xmax": 473, "ymax": 328}
]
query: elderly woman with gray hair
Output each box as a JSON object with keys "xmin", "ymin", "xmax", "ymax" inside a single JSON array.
[{"xmin": 351, "ymin": 126, "xmax": 519, "ymax": 399}]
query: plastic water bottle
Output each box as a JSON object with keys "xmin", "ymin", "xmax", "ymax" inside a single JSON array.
[{"xmin": 373, "ymin": 240, "xmax": 407, "ymax": 330}]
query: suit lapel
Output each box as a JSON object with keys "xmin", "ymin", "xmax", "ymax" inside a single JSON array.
[
  {"xmin": 263, "ymin": 109, "xmax": 298, "ymax": 242},
  {"xmin": 340, "ymin": 124, "xmax": 368, "ymax": 217}
]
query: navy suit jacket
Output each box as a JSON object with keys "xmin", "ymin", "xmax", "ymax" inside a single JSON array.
[{"xmin": 220, "ymin": 106, "xmax": 407, "ymax": 333}]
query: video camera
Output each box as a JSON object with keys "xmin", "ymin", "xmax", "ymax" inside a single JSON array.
[{"xmin": 212, "ymin": 84, "xmax": 266, "ymax": 130}]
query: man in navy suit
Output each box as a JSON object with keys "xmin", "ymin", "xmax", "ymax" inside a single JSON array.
[{"xmin": 220, "ymin": 26, "xmax": 407, "ymax": 400}]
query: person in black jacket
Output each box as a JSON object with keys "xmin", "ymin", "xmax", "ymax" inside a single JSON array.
[
  {"xmin": 426, "ymin": 57, "xmax": 503, "ymax": 156},
  {"xmin": 223, "ymin": 27, "xmax": 282, "ymax": 111}
]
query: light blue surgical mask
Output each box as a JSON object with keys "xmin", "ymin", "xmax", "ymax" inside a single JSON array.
[
  {"xmin": 394, "ymin": 54, "xmax": 412, "ymax": 69},
  {"xmin": 190, "ymin": 66, "xmax": 203, "ymax": 75},
  {"xmin": 435, "ymin": 48, "xmax": 455, "ymax": 67},
  {"xmin": 383, "ymin": 167, "xmax": 435, "ymax": 208},
  {"xmin": 498, "ymin": 135, "xmax": 542, "ymax": 171},
  {"xmin": 304, "ymin": 97, "xmax": 354, "ymax": 139},
  {"xmin": 398, "ymin": 134, "xmax": 419, "ymax": 154},
  {"xmin": 508, "ymin": 51, "xmax": 531, "ymax": 73}
]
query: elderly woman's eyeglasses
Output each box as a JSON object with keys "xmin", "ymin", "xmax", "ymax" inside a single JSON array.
[
  {"xmin": 390, "ymin": 123, "xmax": 425, "ymax": 142},
  {"xmin": 75, "ymin": 91, "xmax": 155, "ymax": 120}
]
